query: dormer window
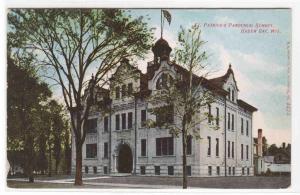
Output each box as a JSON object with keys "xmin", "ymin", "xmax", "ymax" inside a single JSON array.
[{"xmin": 156, "ymin": 73, "xmax": 174, "ymax": 90}]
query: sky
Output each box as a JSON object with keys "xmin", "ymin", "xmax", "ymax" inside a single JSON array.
[
  {"xmin": 127, "ymin": 9, "xmax": 291, "ymax": 146},
  {"xmin": 47, "ymin": 9, "xmax": 291, "ymax": 146}
]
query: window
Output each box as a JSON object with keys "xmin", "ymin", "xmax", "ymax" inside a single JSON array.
[
  {"xmin": 115, "ymin": 86, "xmax": 120, "ymax": 99},
  {"xmin": 216, "ymin": 166, "xmax": 220, "ymax": 175},
  {"xmin": 103, "ymin": 166, "xmax": 108, "ymax": 174},
  {"xmin": 85, "ymin": 166, "xmax": 89, "ymax": 174},
  {"xmin": 156, "ymin": 73, "xmax": 173, "ymax": 90},
  {"xmin": 247, "ymin": 168, "xmax": 250, "ymax": 175},
  {"xmin": 104, "ymin": 116, "xmax": 109, "ymax": 132},
  {"xmin": 155, "ymin": 166, "xmax": 160, "ymax": 175},
  {"xmin": 241, "ymin": 144, "xmax": 244, "ymax": 160},
  {"xmin": 86, "ymin": 144, "xmax": 97, "ymax": 158},
  {"xmin": 241, "ymin": 118, "xmax": 244, "ymax": 134},
  {"xmin": 115, "ymin": 114, "xmax": 120, "ymax": 130},
  {"xmin": 128, "ymin": 83, "xmax": 133, "ymax": 96},
  {"xmin": 186, "ymin": 166, "xmax": 192, "ymax": 176},
  {"xmin": 246, "ymin": 145, "xmax": 249, "ymax": 160},
  {"xmin": 208, "ymin": 104, "xmax": 212, "ymax": 124},
  {"xmin": 246, "ymin": 120, "xmax": 249, "ymax": 136},
  {"xmin": 128, "ymin": 112, "xmax": 133, "ymax": 129},
  {"xmin": 93, "ymin": 166, "xmax": 97, "ymax": 174},
  {"xmin": 231, "ymin": 90, "xmax": 234, "ymax": 102},
  {"xmin": 141, "ymin": 109, "xmax": 147, "ymax": 127},
  {"xmin": 233, "ymin": 167, "xmax": 235, "ymax": 175},
  {"xmin": 121, "ymin": 84, "xmax": 126, "ymax": 98},
  {"xmin": 208, "ymin": 166, "xmax": 212, "ymax": 176},
  {"xmin": 228, "ymin": 167, "xmax": 231, "ymax": 175},
  {"xmin": 140, "ymin": 166, "xmax": 146, "ymax": 175},
  {"xmin": 231, "ymin": 114, "xmax": 234, "ymax": 131},
  {"xmin": 207, "ymin": 136, "xmax": 211, "ymax": 156},
  {"xmin": 228, "ymin": 141, "xmax": 230, "ymax": 158},
  {"xmin": 84, "ymin": 118, "xmax": 97, "ymax": 133},
  {"xmin": 156, "ymin": 137, "xmax": 174, "ymax": 156},
  {"xmin": 122, "ymin": 113, "xmax": 126, "ymax": 130},
  {"xmin": 227, "ymin": 113, "xmax": 231, "ymax": 130},
  {"xmin": 141, "ymin": 139, "xmax": 146, "ymax": 156},
  {"xmin": 187, "ymin": 135, "xmax": 192, "ymax": 155},
  {"xmin": 228, "ymin": 88, "xmax": 231, "ymax": 100},
  {"xmin": 232, "ymin": 141, "xmax": 235, "ymax": 158},
  {"xmin": 104, "ymin": 142, "xmax": 108, "ymax": 159},
  {"xmin": 156, "ymin": 105, "xmax": 174, "ymax": 126},
  {"xmin": 168, "ymin": 166, "xmax": 174, "ymax": 175},
  {"xmin": 242, "ymin": 167, "xmax": 245, "ymax": 175},
  {"xmin": 216, "ymin": 107, "xmax": 219, "ymax": 126},
  {"xmin": 216, "ymin": 138, "xmax": 219, "ymax": 157}
]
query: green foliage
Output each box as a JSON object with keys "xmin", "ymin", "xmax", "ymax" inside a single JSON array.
[
  {"xmin": 8, "ymin": 8, "xmax": 154, "ymax": 184},
  {"xmin": 175, "ymin": 23, "xmax": 208, "ymax": 72}
]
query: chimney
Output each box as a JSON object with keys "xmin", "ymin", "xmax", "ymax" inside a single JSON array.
[
  {"xmin": 257, "ymin": 129, "xmax": 263, "ymax": 157},
  {"xmin": 282, "ymin": 142, "xmax": 286, "ymax": 149}
]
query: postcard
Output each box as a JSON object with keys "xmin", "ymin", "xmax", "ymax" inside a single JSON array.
[{"xmin": 5, "ymin": 6, "xmax": 293, "ymax": 191}]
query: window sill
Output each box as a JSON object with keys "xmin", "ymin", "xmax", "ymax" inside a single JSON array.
[
  {"xmin": 138, "ymin": 156, "xmax": 148, "ymax": 158},
  {"xmin": 86, "ymin": 132, "xmax": 97, "ymax": 135},
  {"xmin": 85, "ymin": 158, "xmax": 97, "ymax": 160},
  {"xmin": 153, "ymin": 155, "xmax": 176, "ymax": 158},
  {"xmin": 114, "ymin": 129, "xmax": 133, "ymax": 132}
]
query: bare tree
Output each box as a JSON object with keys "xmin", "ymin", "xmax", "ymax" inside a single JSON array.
[{"xmin": 8, "ymin": 8, "xmax": 154, "ymax": 185}]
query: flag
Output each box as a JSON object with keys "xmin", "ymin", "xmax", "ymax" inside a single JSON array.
[{"xmin": 162, "ymin": 9, "xmax": 172, "ymax": 25}]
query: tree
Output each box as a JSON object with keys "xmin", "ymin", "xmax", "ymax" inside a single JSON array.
[
  {"xmin": 7, "ymin": 57, "xmax": 52, "ymax": 182},
  {"xmin": 48, "ymin": 100, "xmax": 66, "ymax": 174},
  {"xmin": 8, "ymin": 8, "xmax": 154, "ymax": 185},
  {"xmin": 63, "ymin": 125, "xmax": 72, "ymax": 175},
  {"xmin": 147, "ymin": 24, "xmax": 218, "ymax": 189}
]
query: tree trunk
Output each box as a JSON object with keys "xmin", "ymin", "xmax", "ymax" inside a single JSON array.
[
  {"xmin": 55, "ymin": 160, "xmax": 58, "ymax": 175},
  {"xmin": 25, "ymin": 134, "xmax": 34, "ymax": 183},
  {"xmin": 74, "ymin": 143, "xmax": 83, "ymax": 185},
  {"xmin": 182, "ymin": 120, "xmax": 187, "ymax": 189},
  {"xmin": 48, "ymin": 149, "xmax": 52, "ymax": 177}
]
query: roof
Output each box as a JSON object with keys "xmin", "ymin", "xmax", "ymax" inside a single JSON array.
[
  {"xmin": 237, "ymin": 99, "xmax": 258, "ymax": 112},
  {"xmin": 172, "ymin": 63, "xmax": 229, "ymax": 96},
  {"xmin": 209, "ymin": 64, "xmax": 239, "ymax": 91}
]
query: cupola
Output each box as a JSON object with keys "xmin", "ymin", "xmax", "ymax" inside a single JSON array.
[{"xmin": 152, "ymin": 38, "xmax": 172, "ymax": 63}]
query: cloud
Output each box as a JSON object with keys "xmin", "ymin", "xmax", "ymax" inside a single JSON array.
[
  {"xmin": 214, "ymin": 16, "xmax": 237, "ymax": 24},
  {"xmin": 208, "ymin": 43, "xmax": 287, "ymax": 97},
  {"xmin": 208, "ymin": 42, "xmax": 291, "ymax": 145}
]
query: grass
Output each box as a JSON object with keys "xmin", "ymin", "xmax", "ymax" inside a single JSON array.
[{"xmin": 7, "ymin": 181, "xmax": 99, "ymax": 189}]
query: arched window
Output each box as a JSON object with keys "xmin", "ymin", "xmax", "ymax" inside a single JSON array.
[{"xmin": 156, "ymin": 73, "xmax": 174, "ymax": 90}]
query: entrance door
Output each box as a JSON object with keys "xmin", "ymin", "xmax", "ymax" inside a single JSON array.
[{"xmin": 117, "ymin": 144, "xmax": 133, "ymax": 173}]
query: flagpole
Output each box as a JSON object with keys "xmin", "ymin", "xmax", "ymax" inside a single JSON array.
[{"xmin": 161, "ymin": 9, "xmax": 163, "ymax": 38}]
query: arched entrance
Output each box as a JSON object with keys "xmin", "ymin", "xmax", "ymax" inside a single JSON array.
[{"xmin": 117, "ymin": 144, "xmax": 133, "ymax": 173}]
